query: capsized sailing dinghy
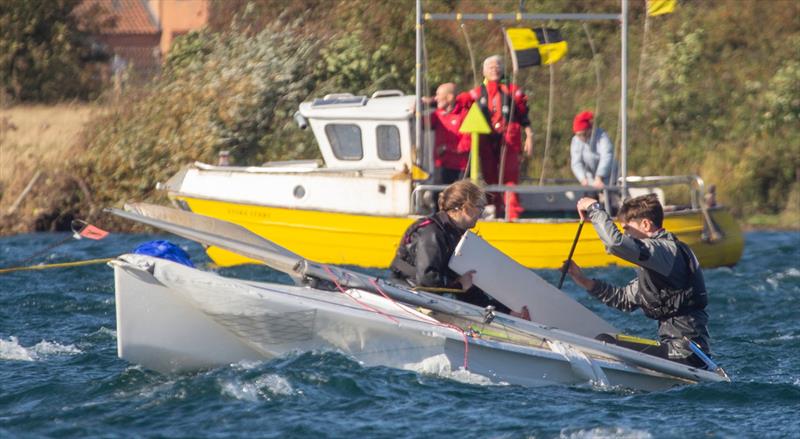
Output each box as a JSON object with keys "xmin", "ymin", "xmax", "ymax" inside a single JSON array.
[{"xmin": 108, "ymin": 204, "xmax": 728, "ymax": 391}]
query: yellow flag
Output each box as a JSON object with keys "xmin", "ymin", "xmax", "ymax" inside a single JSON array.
[
  {"xmin": 648, "ymin": 0, "xmax": 676, "ymax": 16},
  {"xmin": 505, "ymin": 28, "xmax": 568, "ymax": 68}
]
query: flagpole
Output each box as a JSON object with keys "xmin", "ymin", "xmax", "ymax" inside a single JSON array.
[{"xmin": 620, "ymin": 0, "xmax": 629, "ymax": 199}]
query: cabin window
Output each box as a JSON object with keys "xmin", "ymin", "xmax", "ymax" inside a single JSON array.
[
  {"xmin": 325, "ymin": 124, "xmax": 363, "ymax": 160},
  {"xmin": 376, "ymin": 125, "xmax": 401, "ymax": 161}
]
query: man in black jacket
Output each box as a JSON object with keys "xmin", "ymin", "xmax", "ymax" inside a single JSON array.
[{"xmin": 564, "ymin": 194, "xmax": 711, "ymax": 367}]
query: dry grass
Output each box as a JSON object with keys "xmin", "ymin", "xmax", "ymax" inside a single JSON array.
[{"xmin": 0, "ymin": 103, "xmax": 105, "ymax": 210}]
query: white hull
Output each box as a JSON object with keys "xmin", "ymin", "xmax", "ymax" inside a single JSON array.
[{"xmin": 112, "ymin": 255, "xmax": 696, "ymax": 391}]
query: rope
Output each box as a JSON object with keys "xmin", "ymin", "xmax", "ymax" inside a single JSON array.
[
  {"xmin": 538, "ymin": 23, "xmax": 556, "ymax": 185},
  {"xmin": 369, "ymin": 278, "xmax": 470, "ymax": 370},
  {"xmin": 498, "ymin": 27, "xmax": 515, "ymax": 188},
  {"xmin": 458, "ymin": 20, "xmax": 478, "ymax": 181},
  {"xmin": 632, "ymin": 12, "xmax": 651, "ymax": 116},
  {"xmin": 321, "ymin": 265, "xmax": 399, "ymax": 325},
  {"xmin": 12, "ymin": 234, "xmax": 75, "ymax": 267},
  {"xmin": 458, "ymin": 21, "xmax": 479, "ymax": 88},
  {"xmin": 582, "ymin": 23, "xmax": 603, "ymax": 149},
  {"xmin": 0, "ymin": 258, "xmax": 113, "ymax": 274}
]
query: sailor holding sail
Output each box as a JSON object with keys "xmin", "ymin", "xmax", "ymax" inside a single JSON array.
[
  {"xmin": 390, "ymin": 180, "xmax": 530, "ymax": 320},
  {"xmin": 564, "ymin": 194, "xmax": 712, "ymax": 368}
]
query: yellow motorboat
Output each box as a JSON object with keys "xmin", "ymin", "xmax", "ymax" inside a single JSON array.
[{"xmin": 161, "ymin": 2, "xmax": 743, "ymax": 269}]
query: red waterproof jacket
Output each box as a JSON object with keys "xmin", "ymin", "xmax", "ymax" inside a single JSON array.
[
  {"xmin": 430, "ymin": 105, "xmax": 471, "ymax": 170},
  {"xmin": 456, "ymin": 81, "xmax": 530, "ymax": 152}
]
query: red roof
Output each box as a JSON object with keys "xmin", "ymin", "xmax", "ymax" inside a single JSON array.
[{"xmin": 80, "ymin": 0, "xmax": 160, "ymax": 35}]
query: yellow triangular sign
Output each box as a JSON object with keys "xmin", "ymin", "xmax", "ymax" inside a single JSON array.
[
  {"xmin": 411, "ymin": 164, "xmax": 429, "ymax": 180},
  {"xmin": 459, "ymin": 105, "xmax": 491, "ymax": 134}
]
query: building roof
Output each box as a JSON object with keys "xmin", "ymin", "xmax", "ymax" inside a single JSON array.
[{"xmin": 81, "ymin": 0, "xmax": 160, "ymax": 35}]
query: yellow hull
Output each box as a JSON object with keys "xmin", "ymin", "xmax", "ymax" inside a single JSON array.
[{"xmin": 173, "ymin": 196, "xmax": 744, "ymax": 269}]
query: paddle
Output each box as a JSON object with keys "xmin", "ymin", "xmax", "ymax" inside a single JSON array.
[{"xmin": 557, "ymin": 219, "xmax": 584, "ymax": 289}]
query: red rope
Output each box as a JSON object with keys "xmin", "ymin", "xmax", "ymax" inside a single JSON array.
[
  {"xmin": 369, "ymin": 278, "xmax": 471, "ymax": 370},
  {"xmin": 321, "ymin": 265, "xmax": 399, "ymax": 325}
]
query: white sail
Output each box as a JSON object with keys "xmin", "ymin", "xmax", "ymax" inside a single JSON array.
[{"xmin": 450, "ymin": 231, "xmax": 618, "ymax": 338}]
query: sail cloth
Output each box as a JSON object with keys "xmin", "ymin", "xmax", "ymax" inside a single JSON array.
[
  {"xmin": 449, "ymin": 231, "xmax": 618, "ymax": 339},
  {"xmin": 647, "ymin": 0, "xmax": 676, "ymax": 16},
  {"xmin": 505, "ymin": 28, "xmax": 568, "ymax": 69}
]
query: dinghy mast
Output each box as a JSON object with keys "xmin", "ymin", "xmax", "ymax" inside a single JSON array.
[{"xmin": 414, "ymin": 0, "xmax": 629, "ymax": 197}]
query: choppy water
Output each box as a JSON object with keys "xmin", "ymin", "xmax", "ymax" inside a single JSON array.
[{"xmin": 1, "ymin": 231, "xmax": 798, "ymax": 438}]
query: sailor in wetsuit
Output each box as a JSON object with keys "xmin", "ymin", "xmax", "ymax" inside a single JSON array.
[
  {"xmin": 390, "ymin": 180, "xmax": 529, "ymax": 319},
  {"xmin": 564, "ymin": 194, "xmax": 712, "ymax": 368}
]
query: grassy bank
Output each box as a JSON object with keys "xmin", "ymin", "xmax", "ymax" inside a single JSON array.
[{"xmin": 0, "ymin": 104, "xmax": 107, "ymax": 233}]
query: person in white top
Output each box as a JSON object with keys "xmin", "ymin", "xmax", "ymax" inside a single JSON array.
[{"xmin": 570, "ymin": 111, "xmax": 616, "ymax": 189}]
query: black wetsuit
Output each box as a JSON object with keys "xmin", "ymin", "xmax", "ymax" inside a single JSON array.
[{"xmin": 390, "ymin": 211, "xmax": 510, "ymax": 313}]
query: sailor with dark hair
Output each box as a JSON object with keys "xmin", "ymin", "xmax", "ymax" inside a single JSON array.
[
  {"xmin": 564, "ymin": 194, "xmax": 712, "ymax": 368},
  {"xmin": 390, "ymin": 180, "xmax": 530, "ymax": 319}
]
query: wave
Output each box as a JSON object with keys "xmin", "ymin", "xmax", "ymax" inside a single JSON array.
[
  {"xmin": 558, "ymin": 426, "xmax": 653, "ymax": 439},
  {"xmin": 220, "ymin": 373, "xmax": 295, "ymax": 401},
  {"xmin": 766, "ymin": 268, "xmax": 800, "ymax": 290},
  {"xmin": 0, "ymin": 336, "xmax": 82, "ymax": 361},
  {"xmin": 403, "ymin": 353, "xmax": 497, "ymax": 386}
]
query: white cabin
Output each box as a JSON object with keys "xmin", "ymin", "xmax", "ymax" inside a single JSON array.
[
  {"xmin": 296, "ymin": 91, "xmax": 417, "ymax": 172},
  {"xmin": 165, "ymin": 91, "xmax": 421, "ymax": 217}
]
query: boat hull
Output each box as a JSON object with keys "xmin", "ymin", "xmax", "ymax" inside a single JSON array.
[
  {"xmin": 170, "ymin": 194, "xmax": 744, "ymax": 269},
  {"xmin": 112, "ymin": 255, "xmax": 691, "ymax": 390}
]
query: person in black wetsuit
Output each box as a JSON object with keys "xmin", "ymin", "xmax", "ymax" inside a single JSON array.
[
  {"xmin": 390, "ymin": 180, "xmax": 529, "ymax": 319},
  {"xmin": 564, "ymin": 194, "xmax": 711, "ymax": 368}
]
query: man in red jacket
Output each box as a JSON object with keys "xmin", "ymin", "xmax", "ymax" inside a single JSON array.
[
  {"xmin": 428, "ymin": 82, "xmax": 471, "ymax": 184},
  {"xmin": 457, "ymin": 55, "xmax": 534, "ymax": 216}
]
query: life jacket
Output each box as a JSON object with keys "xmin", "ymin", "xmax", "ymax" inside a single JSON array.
[
  {"xmin": 637, "ymin": 235, "xmax": 708, "ymax": 321},
  {"xmin": 478, "ymin": 83, "xmax": 512, "ymax": 135},
  {"xmin": 389, "ymin": 212, "xmax": 462, "ymax": 287},
  {"xmin": 390, "ymin": 217, "xmax": 438, "ymax": 283}
]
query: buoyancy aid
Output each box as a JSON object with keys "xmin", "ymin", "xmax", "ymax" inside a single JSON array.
[
  {"xmin": 637, "ymin": 234, "xmax": 708, "ymax": 321},
  {"xmin": 473, "ymin": 82, "xmax": 530, "ymax": 136},
  {"xmin": 389, "ymin": 212, "xmax": 463, "ymax": 287}
]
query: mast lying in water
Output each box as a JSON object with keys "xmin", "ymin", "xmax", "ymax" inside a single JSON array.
[{"xmin": 413, "ymin": 0, "xmax": 629, "ymax": 197}]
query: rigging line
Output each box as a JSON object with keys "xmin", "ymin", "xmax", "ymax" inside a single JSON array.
[
  {"xmin": 11, "ymin": 234, "xmax": 74, "ymax": 267},
  {"xmin": 0, "ymin": 257, "xmax": 113, "ymax": 274},
  {"xmin": 582, "ymin": 22, "xmax": 603, "ymax": 146},
  {"xmin": 420, "ymin": 21, "xmax": 433, "ymax": 174},
  {"xmin": 455, "ymin": 18, "xmax": 478, "ymax": 181},
  {"xmin": 538, "ymin": 22, "xmax": 556, "ymax": 186},
  {"xmin": 369, "ymin": 278, "xmax": 470, "ymax": 370},
  {"xmin": 498, "ymin": 26, "xmax": 516, "ymax": 190},
  {"xmin": 631, "ymin": 11, "xmax": 651, "ymax": 116},
  {"xmin": 458, "ymin": 21, "xmax": 479, "ymax": 88},
  {"xmin": 321, "ymin": 264, "xmax": 399, "ymax": 325},
  {"xmin": 582, "ymin": 22, "xmax": 615, "ymax": 186}
]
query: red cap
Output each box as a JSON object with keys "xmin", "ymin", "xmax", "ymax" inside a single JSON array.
[{"xmin": 573, "ymin": 111, "xmax": 594, "ymax": 133}]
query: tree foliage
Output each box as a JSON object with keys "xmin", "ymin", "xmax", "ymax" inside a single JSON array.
[
  {"xmin": 0, "ymin": 0, "xmax": 111, "ymax": 102},
  {"xmin": 57, "ymin": 0, "xmax": 800, "ymax": 226}
]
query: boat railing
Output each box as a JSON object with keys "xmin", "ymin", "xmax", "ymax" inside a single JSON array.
[
  {"xmin": 411, "ymin": 183, "xmax": 622, "ymax": 217},
  {"xmin": 623, "ymin": 175, "xmax": 707, "ymax": 210},
  {"xmin": 411, "ymin": 174, "xmax": 709, "ymax": 218}
]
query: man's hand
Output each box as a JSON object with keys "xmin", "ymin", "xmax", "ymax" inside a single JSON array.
[
  {"xmin": 592, "ymin": 177, "xmax": 605, "ymax": 189},
  {"xmin": 458, "ymin": 270, "xmax": 476, "ymax": 291},
  {"xmin": 523, "ymin": 135, "xmax": 534, "ymax": 157},
  {"xmin": 561, "ymin": 260, "xmax": 595, "ymax": 291},
  {"xmin": 576, "ymin": 197, "xmax": 597, "ymax": 221}
]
